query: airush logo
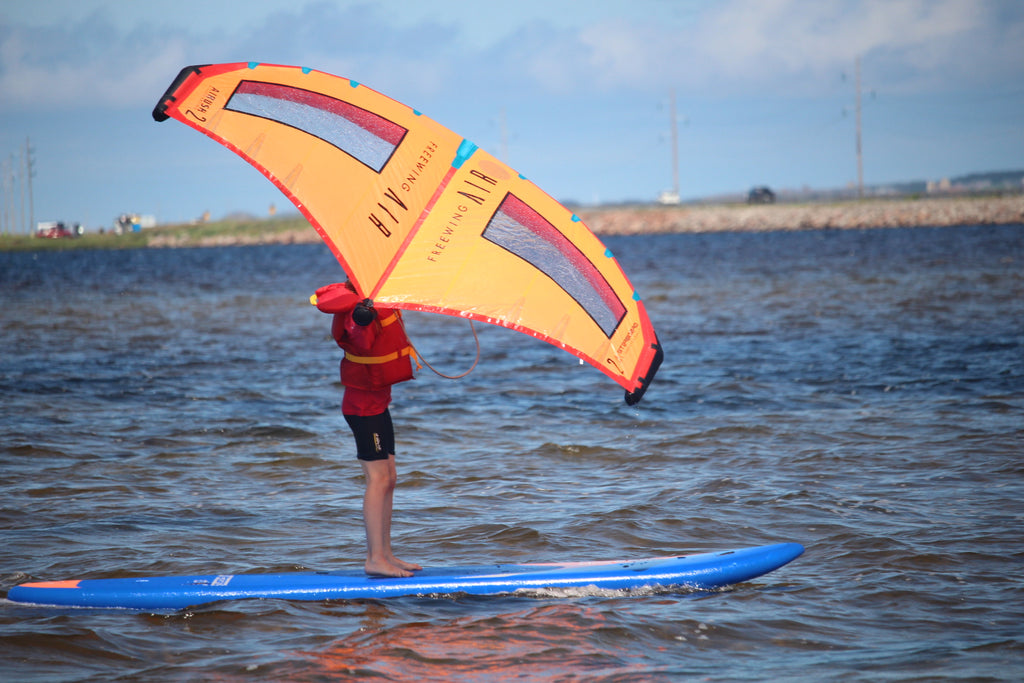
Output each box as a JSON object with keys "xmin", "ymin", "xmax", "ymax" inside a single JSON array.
[{"xmin": 185, "ymin": 86, "xmax": 221, "ymax": 123}]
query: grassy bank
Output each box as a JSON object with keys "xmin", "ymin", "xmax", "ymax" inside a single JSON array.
[
  {"xmin": 0, "ymin": 215, "xmax": 318, "ymax": 252},
  {"xmin": 2, "ymin": 195, "xmax": 1022, "ymax": 252}
]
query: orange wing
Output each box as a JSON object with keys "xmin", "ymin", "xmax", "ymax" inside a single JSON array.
[{"xmin": 154, "ymin": 63, "xmax": 661, "ymax": 403}]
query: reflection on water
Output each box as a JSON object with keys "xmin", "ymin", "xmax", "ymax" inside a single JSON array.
[
  {"xmin": 299, "ymin": 603, "xmax": 642, "ymax": 681},
  {"xmin": 2, "ymin": 225, "xmax": 1023, "ymax": 681}
]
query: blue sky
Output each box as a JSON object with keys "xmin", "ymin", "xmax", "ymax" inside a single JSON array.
[{"xmin": 1, "ymin": 0, "xmax": 1022, "ymax": 229}]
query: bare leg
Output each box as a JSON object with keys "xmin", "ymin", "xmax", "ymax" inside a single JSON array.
[{"xmin": 360, "ymin": 455, "xmax": 421, "ymax": 577}]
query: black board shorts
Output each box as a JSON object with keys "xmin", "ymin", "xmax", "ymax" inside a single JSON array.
[{"xmin": 344, "ymin": 409, "xmax": 395, "ymax": 461}]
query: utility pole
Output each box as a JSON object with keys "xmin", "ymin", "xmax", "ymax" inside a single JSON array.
[
  {"xmin": 25, "ymin": 137, "xmax": 35, "ymax": 235},
  {"xmin": 498, "ymin": 108, "xmax": 509, "ymax": 163},
  {"xmin": 1, "ymin": 156, "xmax": 7, "ymax": 235},
  {"xmin": 17, "ymin": 149, "xmax": 26, "ymax": 234},
  {"xmin": 855, "ymin": 57, "xmax": 864, "ymax": 199},
  {"xmin": 670, "ymin": 89, "xmax": 680, "ymax": 200},
  {"xmin": 658, "ymin": 89, "xmax": 681, "ymax": 205}
]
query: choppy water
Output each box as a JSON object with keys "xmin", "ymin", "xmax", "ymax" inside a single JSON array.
[{"xmin": 1, "ymin": 224, "xmax": 1022, "ymax": 681}]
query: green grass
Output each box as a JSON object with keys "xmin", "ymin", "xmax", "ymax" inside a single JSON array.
[{"xmin": 0, "ymin": 215, "xmax": 314, "ymax": 252}]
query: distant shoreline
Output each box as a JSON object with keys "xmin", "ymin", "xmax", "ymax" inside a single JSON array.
[
  {"xmin": 3, "ymin": 195, "xmax": 1022, "ymax": 252},
  {"xmin": 150, "ymin": 195, "xmax": 1024, "ymax": 247},
  {"xmin": 577, "ymin": 195, "xmax": 1024, "ymax": 235}
]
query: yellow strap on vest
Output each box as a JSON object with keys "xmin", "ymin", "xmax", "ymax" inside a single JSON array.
[{"xmin": 344, "ymin": 345, "xmax": 414, "ymax": 365}]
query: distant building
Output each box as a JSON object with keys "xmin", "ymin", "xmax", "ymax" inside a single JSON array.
[
  {"xmin": 114, "ymin": 213, "xmax": 157, "ymax": 234},
  {"xmin": 658, "ymin": 190, "xmax": 681, "ymax": 205},
  {"xmin": 927, "ymin": 171, "xmax": 1024, "ymax": 195}
]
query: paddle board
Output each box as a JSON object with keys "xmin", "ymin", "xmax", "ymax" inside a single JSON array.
[{"xmin": 7, "ymin": 542, "xmax": 803, "ymax": 610}]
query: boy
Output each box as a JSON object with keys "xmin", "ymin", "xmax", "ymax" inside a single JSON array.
[{"xmin": 312, "ymin": 282, "xmax": 421, "ymax": 577}]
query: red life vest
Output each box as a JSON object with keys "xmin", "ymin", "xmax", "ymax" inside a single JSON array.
[
  {"xmin": 313, "ymin": 282, "xmax": 415, "ymax": 391},
  {"xmin": 334, "ymin": 308, "xmax": 415, "ymax": 391}
]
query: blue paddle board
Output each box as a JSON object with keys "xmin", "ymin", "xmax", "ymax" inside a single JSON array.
[{"xmin": 7, "ymin": 543, "xmax": 803, "ymax": 610}]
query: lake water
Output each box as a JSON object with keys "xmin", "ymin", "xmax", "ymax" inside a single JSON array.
[{"xmin": 2, "ymin": 224, "xmax": 1022, "ymax": 681}]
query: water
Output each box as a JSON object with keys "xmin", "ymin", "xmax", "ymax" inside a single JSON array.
[{"xmin": 2, "ymin": 224, "xmax": 1022, "ymax": 681}]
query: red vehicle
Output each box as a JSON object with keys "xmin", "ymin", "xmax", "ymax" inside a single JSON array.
[{"xmin": 35, "ymin": 221, "xmax": 80, "ymax": 239}]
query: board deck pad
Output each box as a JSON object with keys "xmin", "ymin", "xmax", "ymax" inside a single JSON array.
[{"xmin": 7, "ymin": 543, "xmax": 804, "ymax": 610}]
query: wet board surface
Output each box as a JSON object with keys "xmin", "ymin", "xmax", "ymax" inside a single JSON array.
[{"xmin": 7, "ymin": 543, "xmax": 804, "ymax": 610}]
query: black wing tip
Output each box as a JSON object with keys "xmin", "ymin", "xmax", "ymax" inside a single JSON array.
[
  {"xmin": 624, "ymin": 338, "xmax": 664, "ymax": 406},
  {"xmin": 152, "ymin": 64, "xmax": 211, "ymax": 122}
]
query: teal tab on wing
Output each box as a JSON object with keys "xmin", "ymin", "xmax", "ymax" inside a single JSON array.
[{"xmin": 452, "ymin": 139, "xmax": 479, "ymax": 169}]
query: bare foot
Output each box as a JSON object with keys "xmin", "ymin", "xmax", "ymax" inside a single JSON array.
[
  {"xmin": 391, "ymin": 556, "xmax": 422, "ymax": 572},
  {"xmin": 365, "ymin": 559, "xmax": 413, "ymax": 578}
]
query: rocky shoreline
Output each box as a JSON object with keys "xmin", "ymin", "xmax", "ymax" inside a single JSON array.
[
  {"xmin": 577, "ymin": 195, "xmax": 1024, "ymax": 235},
  {"xmin": 137, "ymin": 195, "xmax": 1024, "ymax": 249}
]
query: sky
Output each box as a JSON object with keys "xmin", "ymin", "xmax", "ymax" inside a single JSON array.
[{"xmin": 1, "ymin": 0, "xmax": 1022, "ymax": 230}]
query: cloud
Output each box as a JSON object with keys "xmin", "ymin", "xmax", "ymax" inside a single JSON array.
[
  {"xmin": 1, "ymin": 0, "xmax": 1021, "ymax": 114},
  {"xmin": 505, "ymin": 0, "xmax": 1024, "ymax": 97},
  {"xmin": 0, "ymin": 11, "xmax": 194, "ymax": 112},
  {"xmin": 226, "ymin": 2, "xmax": 463, "ymax": 98},
  {"xmin": 658, "ymin": 0, "xmax": 1023, "ymax": 95},
  {"xmin": 0, "ymin": 3, "xmax": 459, "ymax": 112}
]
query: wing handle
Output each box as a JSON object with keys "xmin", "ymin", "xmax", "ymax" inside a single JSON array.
[
  {"xmin": 624, "ymin": 338, "xmax": 663, "ymax": 406},
  {"xmin": 152, "ymin": 64, "xmax": 210, "ymax": 122}
]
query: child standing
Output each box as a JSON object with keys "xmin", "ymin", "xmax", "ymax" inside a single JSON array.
[{"xmin": 313, "ymin": 282, "xmax": 421, "ymax": 578}]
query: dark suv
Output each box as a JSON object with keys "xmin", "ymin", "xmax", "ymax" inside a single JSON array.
[{"xmin": 747, "ymin": 186, "xmax": 776, "ymax": 204}]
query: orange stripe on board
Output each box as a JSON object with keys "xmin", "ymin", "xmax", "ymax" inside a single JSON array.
[{"xmin": 19, "ymin": 580, "xmax": 82, "ymax": 589}]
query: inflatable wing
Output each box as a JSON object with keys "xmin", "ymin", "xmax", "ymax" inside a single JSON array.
[{"xmin": 154, "ymin": 63, "xmax": 662, "ymax": 404}]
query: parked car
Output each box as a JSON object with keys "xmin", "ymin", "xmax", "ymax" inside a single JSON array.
[
  {"xmin": 35, "ymin": 221, "xmax": 80, "ymax": 238},
  {"xmin": 747, "ymin": 186, "xmax": 776, "ymax": 204}
]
